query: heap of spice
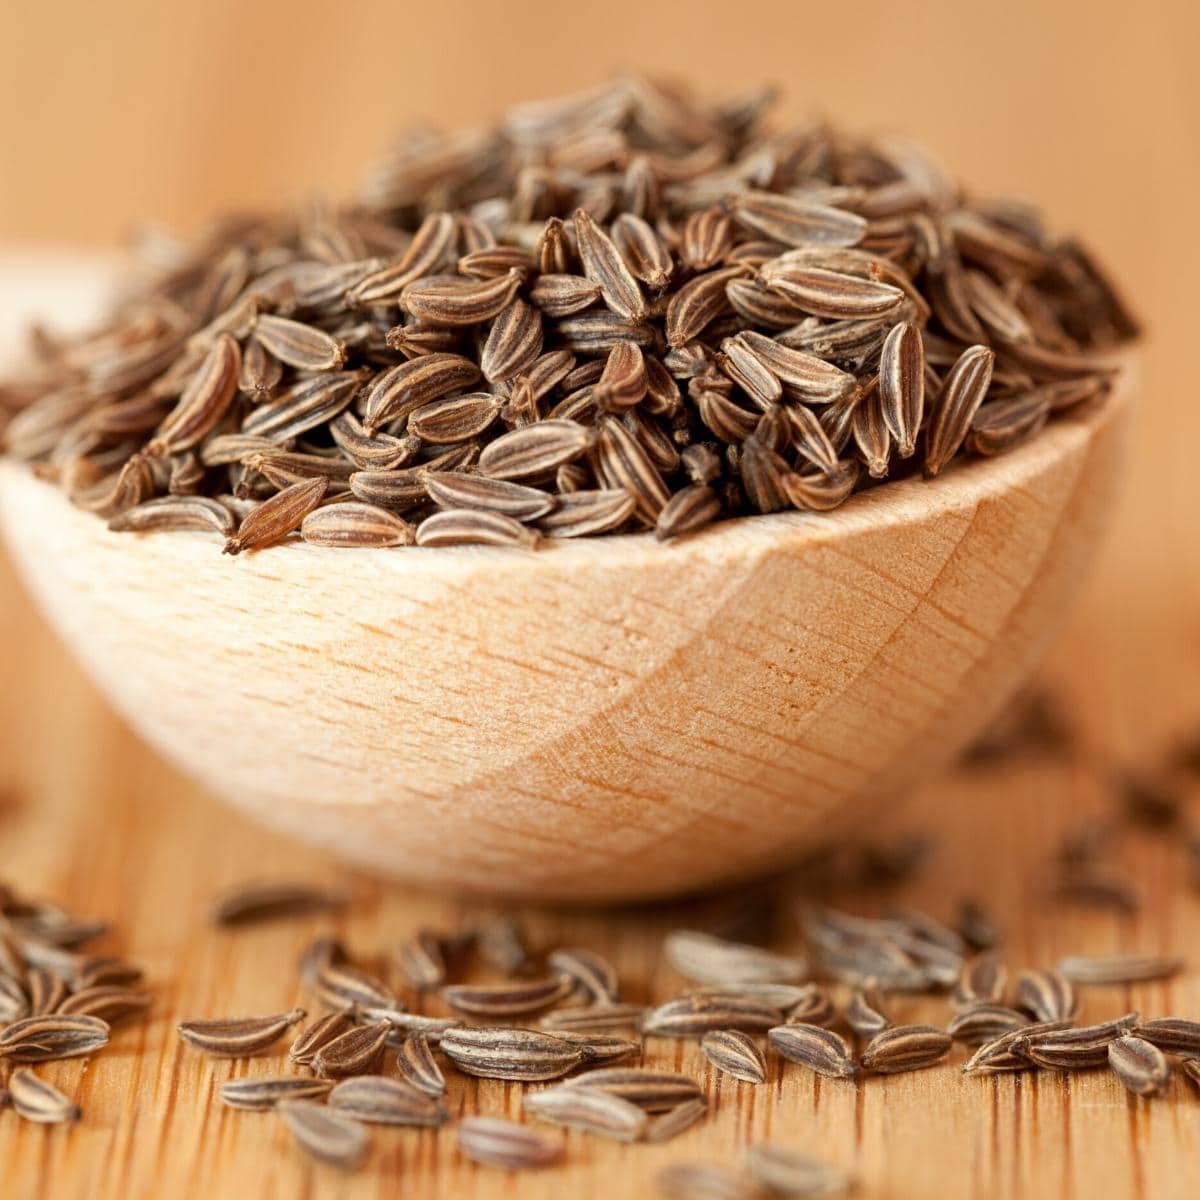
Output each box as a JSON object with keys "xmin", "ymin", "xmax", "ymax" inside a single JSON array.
[{"xmin": 1, "ymin": 76, "xmax": 1136, "ymax": 553}]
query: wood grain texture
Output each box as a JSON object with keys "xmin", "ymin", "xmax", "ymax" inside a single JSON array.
[{"xmin": 0, "ymin": 370, "xmax": 1129, "ymax": 899}]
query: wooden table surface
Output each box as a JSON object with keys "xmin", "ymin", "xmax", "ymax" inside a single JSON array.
[{"xmin": 2, "ymin": 233, "xmax": 1200, "ymax": 1199}]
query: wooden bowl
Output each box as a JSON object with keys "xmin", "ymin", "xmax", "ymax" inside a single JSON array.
[{"xmin": 0, "ymin": 360, "xmax": 1130, "ymax": 901}]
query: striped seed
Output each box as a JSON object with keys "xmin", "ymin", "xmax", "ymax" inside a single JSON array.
[
  {"xmin": 56, "ymin": 985, "xmax": 150, "ymax": 1024},
  {"xmin": 573, "ymin": 208, "xmax": 645, "ymax": 321},
  {"xmin": 290, "ymin": 1010, "xmax": 355, "ymax": 1065},
  {"xmin": 407, "ymin": 392, "xmax": 501, "ymax": 443},
  {"xmin": 478, "ymin": 419, "xmax": 593, "ymax": 481},
  {"xmin": 611, "ymin": 214, "xmax": 674, "ymax": 292},
  {"xmin": 300, "ymin": 502, "xmax": 414, "ymax": 548},
  {"xmin": 219, "ymin": 1076, "xmax": 334, "ymax": 1111},
  {"xmin": 177, "ymin": 1009, "xmax": 304, "ymax": 1057},
  {"xmin": 1056, "ymin": 954, "xmax": 1183, "ymax": 985},
  {"xmin": 761, "ymin": 263, "xmax": 905, "ymax": 320},
  {"xmin": 328, "ymin": 1075, "xmax": 449, "ymax": 1126},
  {"xmin": 241, "ymin": 371, "xmax": 362, "ymax": 441},
  {"xmin": 539, "ymin": 1002, "xmax": 647, "ymax": 1033},
  {"xmin": 360, "ymin": 354, "xmax": 482, "ymax": 434},
  {"xmin": 523, "ymin": 1085, "xmax": 648, "ymax": 1141},
  {"xmin": 878, "ymin": 322, "xmax": 925, "ymax": 457},
  {"xmin": 700, "ymin": 1029, "xmax": 767, "ymax": 1083},
  {"xmin": 438, "ymin": 1027, "xmax": 585, "ymax": 1082},
  {"xmin": 643, "ymin": 1097, "xmax": 709, "ymax": 1144},
  {"xmin": 953, "ymin": 953, "xmax": 1007, "ymax": 1010},
  {"xmin": 347, "ymin": 211, "xmax": 457, "ymax": 304},
  {"xmin": 415, "ymin": 509, "xmax": 540, "ymax": 549},
  {"xmin": 394, "ymin": 931, "xmax": 447, "ymax": 991},
  {"xmin": 644, "ymin": 994, "xmax": 784, "ymax": 1038},
  {"xmin": 481, "ymin": 299, "xmax": 543, "ymax": 383},
  {"xmin": 400, "ymin": 269, "xmax": 523, "ymax": 326},
  {"xmin": 148, "ymin": 333, "xmax": 240, "ymax": 454},
  {"xmin": 666, "ymin": 266, "xmax": 747, "ymax": 347},
  {"xmin": 844, "ymin": 983, "xmax": 891, "ymax": 1038},
  {"xmin": 656, "ymin": 484, "xmax": 722, "ymax": 540},
  {"xmin": 440, "ymin": 975, "xmax": 574, "ymax": 1018},
  {"xmin": 1133, "ymin": 1019, "xmax": 1200, "ymax": 1056},
  {"xmin": 223, "ymin": 475, "xmax": 328, "ymax": 554},
  {"xmin": 313, "ymin": 962, "xmax": 395, "ymax": 1011},
  {"xmin": 593, "ymin": 416, "xmax": 670, "ymax": 523},
  {"xmin": 547, "ymin": 948, "xmax": 620, "ymax": 1005},
  {"xmin": 1109, "ymin": 1036, "xmax": 1171, "ymax": 1097},
  {"xmin": 7, "ymin": 1069, "xmax": 81, "ymax": 1124},
  {"xmin": 560, "ymin": 1067, "xmax": 703, "ymax": 1113},
  {"xmin": 924, "ymin": 345, "xmax": 995, "ymax": 477},
  {"xmin": 1014, "ymin": 968, "xmax": 1077, "ymax": 1022},
  {"xmin": 396, "ymin": 1032, "xmax": 446, "ymax": 1096},
  {"xmin": 664, "ymin": 931, "xmax": 806, "ymax": 986},
  {"xmin": 457, "ymin": 1116, "xmax": 564, "ymax": 1170},
  {"xmin": 860, "ymin": 1024, "xmax": 951, "ymax": 1073},
  {"xmin": 253, "ymin": 315, "xmax": 346, "ymax": 371},
  {"xmin": 277, "ymin": 1098, "xmax": 370, "ymax": 1170},
  {"xmin": 25, "ymin": 967, "xmax": 68, "ymax": 1017},
  {"xmin": 731, "ymin": 191, "xmax": 867, "ymax": 248},
  {"xmin": 0, "ymin": 1013, "xmax": 110, "ymax": 1062},
  {"xmin": 947, "ymin": 1005, "xmax": 1030, "ymax": 1045},
  {"xmin": 767, "ymin": 1024, "xmax": 858, "ymax": 1078},
  {"xmin": 311, "ymin": 1020, "xmax": 392, "ymax": 1077}
]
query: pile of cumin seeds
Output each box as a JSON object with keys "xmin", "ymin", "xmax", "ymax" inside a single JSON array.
[
  {"xmin": 0, "ymin": 879, "xmax": 151, "ymax": 1126},
  {"xmin": 3, "ymin": 76, "xmax": 1137, "ymax": 553}
]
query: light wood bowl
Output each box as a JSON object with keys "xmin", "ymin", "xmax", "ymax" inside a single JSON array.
[{"xmin": 0, "ymin": 356, "xmax": 1131, "ymax": 901}]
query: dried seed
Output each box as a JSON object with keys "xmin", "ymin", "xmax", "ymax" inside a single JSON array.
[
  {"xmin": 1019, "ymin": 1014, "xmax": 1141, "ymax": 1069},
  {"xmin": 481, "ymin": 299, "xmax": 544, "ymax": 383},
  {"xmin": 178, "ymin": 1008, "xmax": 304, "ymax": 1057},
  {"xmin": 1057, "ymin": 954, "xmax": 1183, "ymax": 986},
  {"xmin": 665, "ymin": 931, "xmax": 806, "ymax": 986},
  {"xmin": 395, "ymin": 931, "xmax": 447, "ymax": 991},
  {"xmin": 219, "ymin": 1075, "xmax": 335, "ymax": 1111},
  {"xmin": 424, "ymin": 471, "xmax": 554, "ymax": 520},
  {"xmin": 594, "ymin": 415, "xmax": 670, "ymax": 522},
  {"xmin": 573, "ymin": 209, "xmax": 645, "ymax": 321},
  {"xmin": 560, "ymin": 1067, "xmax": 703, "ymax": 1112},
  {"xmin": 643, "ymin": 1097, "xmax": 709, "ymax": 1144},
  {"xmin": 401, "ymin": 269, "xmax": 523, "ymax": 326},
  {"xmin": 438, "ymin": 1027, "xmax": 584, "ymax": 1082},
  {"xmin": 700, "ymin": 1029, "xmax": 767, "ymax": 1083},
  {"xmin": 109, "ymin": 495, "xmax": 235, "ymax": 537},
  {"xmin": 0, "ymin": 1013, "xmax": 110, "ymax": 1062},
  {"xmin": 361, "ymin": 354, "xmax": 482, "ymax": 434},
  {"xmin": 408, "ymin": 392, "xmax": 501, "ymax": 443},
  {"xmin": 860, "ymin": 1024, "xmax": 951, "ymax": 1073},
  {"xmin": 644, "ymin": 994, "xmax": 784, "ymax": 1038},
  {"xmin": 478, "ymin": 419, "xmax": 593, "ymax": 481},
  {"xmin": 524, "ymin": 1085, "xmax": 649, "ymax": 1140},
  {"xmin": 300, "ymin": 502, "xmax": 414, "ymax": 548},
  {"xmin": 746, "ymin": 1144, "xmax": 854, "ymax": 1198},
  {"xmin": 277, "ymin": 1098, "xmax": 370, "ymax": 1169},
  {"xmin": 666, "ymin": 266, "xmax": 747, "ymax": 347},
  {"xmin": 529, "ymin": 273, "xmax": 603, "ymax": 317},
  {"xmin": 328, "ymin": 1074, "xmax": 448, "ymax": 1125},
  {"xmin": 924, "ymin": 345, "xmax": 995, "ymax": 477},
  {"xmin": 254, "ymin": 315, "xmax": 346, "ymax": 371},
  {"xmin": 1108, "ymin": 1035, "xmax": 1171, "ymax": 1097},
  {"xmin": 947, "ymin": 1005, "xmax": 1030, "ymax": 1045},
  {"xmin": 416, "ymin": 508, "xmax": 540, "ymax": 549},
  {"xmin": 768, "ymin": 1024, "xmax": 858, "ymax": 1078},
  {"xmin": 457, "ymin": 1116, "xmax": 564, "ymax": 1170},
  {"xmin": 348, "ymin": 211, "xmax": 456, "ymax": 304},
  {"xmin": 148, "ymin": 333, "xmax": 241, "ymax": 454},
  {"xmin": 25, "ymin": 967, "xmax": 68, "ymax": 1017},
  {"xmin": 953, "ymin": 953, "xmax": 1007, "ymax": 1010},
  {"xmin": 222, "ymin": 475, "xmax": 328, "ymax": 554},
  {"xmin": 440, "ymin": 975, "xmax": 574, "ymax": 1017},
  {"xmin": 290, "ymin": 1010, "xmax": 354, "ymax": 1065},
  {"xmin": 56, "ymin": 985, "xmax": 150, "ymax": 1024},
  {"xmin": 396, "ymin": 1032, "xmax": 446, "ymax": 1096},
  {"xmin": 539, "ymin": 1002, "xmax": 647, "ymax": 1033},
  {"xmin": 313, "ymin": 962, "xmax": 395, "ymax": 1011},
  {"xmin": 878, "ymin": 322, "xmax": 924, "ymax": 457},
  {"xmin": 311, "ymin": 1020, "xmax": 392, "ymax": 1077},
  {"xmin": 761, "ymin": 263, "xmax": 905, "ymax": 320},
  {"xmin": 538, "ymin": 488, "xmax": 636, "ymax": 537},
  {"xmin": 8, "ymin": 1069, "xmax": 81, "ymax": 1124},
  {"xmin": 547, "ymin": 948, "xmax": 620, "ymax": 1004},
  {"xmin": 844, "ymin": 984, "xmax": 891, "ymax": 1037},
  {"xmin": 611, "ymin": 214, "xmax": 674, "ymax": 292},
  {"xmin": 962, "ymin": 1021, "xmax": 1072, "ymax": 1075},
  {"xmin": 1132, "ymin": 1018, "xmax": 1200, "ymax": 1056},
  {"xmin": 212, "ymin": 881, "xmax": 345, "ymax": 925},
  {"xmin": 1014, "ymin": 969, "xmax": 1078, "ymax": 1022}
]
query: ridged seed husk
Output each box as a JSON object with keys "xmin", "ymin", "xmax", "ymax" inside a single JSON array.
[
  {"xmin": 560, "ymin": 1067, "xmax": 703, "ymax": 1112},
  {"xmin": 947, "ymin": 1004, "xmax": 1030, "ymax": 1045},
  {"xmin": 529, "ymin": 273, "xmax": 603, "ymax": 317},
  {"xmin": 253, "ymin": 314, "xmax": 346, "ymax": 371},
  {"xmin": 961, "ymin": 1020, "xmax": 1073, "ymax": 1075},
  {"xmin": 457, "ymin": 1116, "xmax": 564, "ymax": 1170},
  {"xmin": 277, "ymin": 1098, "xmax": 370, "ymax": 1170},
  {"xmin": 925, "ymin": 345, "xmax": 995, "ymax": 477},
  {"xmin": 0, "ymin": 1013, "xmax": 111, "ymax": 1062},
  {"xmin": 546, "ymin": 948, "xmax": 620, "ymax": 1004},
  {"xmin": 478, "ymin": 419, "xmax": 593, "ymax": 481},
  {"xmin": 523, "ymin": 1085, "xmax": 649, "ymax": 1141},
  {"xmin": 212, "ymin": 881, "xmax": 345, "ymax": 925},
  {"xmin": 424, "ymin": 472, "xmax": 555, "ymax": 520},
  {"xmin": 573, "ymin": 208, "xmax": 645, "ymax": 321},
  {"xmin": 537, "ymin": 489, "xmax": 635, "ymax": 537},
  {"xmin": 241, "ymin": 371, "xmax": 363, "ymax": 441},
  {"xmin": 328, "ymin": 1074, "xmax": 449, "ymax": 1126},
  {"xmin": 313, "ymin": 962, "xmax": 395, "ymax": 1011},
  {"xmin": 177, "ymin": 1008, "xmax": 304, "ymax": 1057},
  {"xmin": 347, "ymin": 211, "xmax": 456, "ymax": 304},
  {"xmin": 438, "ymin": 1027, "xmax": 585, "ymax": 1081},
  {"xmin": 878, "ymin": 321, "xmax": 925, "ymax": 456},
  {"xmin": 401, "ymin": 269, "xmax": 523, "ymax": 326},
  {"xmin": 290, "ymin": 1010, "xmax": 355, "ymax": 1065},
  {"xmin": 953, "ymin": 953, "xmax": 1007, "ymax": 1011},
  {"xmin": 643, "ymin": 1097, "xmax": 709, "ymax": 1144},
  {"xmin": 666, "ymin": 266, "xmax": 748, "ymax": 347},
  {"xmin": 1108, "ymin": 1035, "xmax": 1171, "ymax": 1097},
  {"xmin": 643, "ymin": 994, "xmax": 784, "ymax": 1038},
  {"xmin": 1015, "ymin": 968, "xmax": 1077, "ymax": 1022},
  {"xmin": 396, "ymin": 1032, "xmax": 446, "ymax": 1096},
  {"xmin": 300, "ymin": 502, "xmax": 414, "ymax": 548},
  {"xmin": 108, "ymin": 495, "xmax": 235, "ymax": 536},
  {"xmin": 655, "ymin": 483, "xmax": 722, "ymax": 540},
  {"xmin": 481, "ymin": 299, "xmax": 544, "ymax": 383},
  {"xmin": 415, "ymin": 508, "xmax": 541, "ymax": 549},
  {"xmin": 664, "ymin": 931, "xmax": 807, "ymax": 987},
  {"xmin": 539, "ymin": 1002, "xmax": 647, "ymax": 1033},
  {"xmin": 746, "ymin": 1144, "xmax": 854, "ymax": 1198},
  {"xmin": 361, "ymin": 354, "xmax": 482, "ymax": 434},
  {"xmin": 844, "ymin": 984, "xmax": 892, "ymax": 1037},
  {"xmin": 440, "ymin": 975, "xmax": 574, "ymax": 1017},
  {"xmin": 7, "ymin": 1068, "xmax": 81, "ymax": 1124},
  {"xmin": 25, "ymin": 967, "xmax": 68, "ymax": 1017},
  {"xmin": 219, "ymin": 1075, "xmax": 335, "ymax": 1111},
  {"xmin": 149, "ymin": 333, "xmax": 240, "ymax": 454},
  {"xmin": 700, "ymin": 1029, "xmax": 767, "ymax": 1083},
  {"xmin": 1018, "ymin": 1014, "xmax": 1141, "ymax": 1069},
  {"xmin": 768, "ymin": 1023, "xmax": 857, "ymax": 1078},
  {"xmin": 310, "ymin": 1020, "xmax": 391, "ymax": 1077},
  {"xmin": 1133, "ymin": 1018, "xmax": 1200, "ymax": 1056},
  {"xmin": 860, "ymin": 1024, "xmax": 952, "ymax": 1073},
  {"xmin": 56, "ymin": 985, "xmax": 151, "ymax": 1024},
  {"xmin": 1056, "ymin": 954, "xmax": 1184, "ymax": 985},
  {"xmin": 223, "ymin": 475, "xmax": 327, "ymax": 555},
  {"xmin": 394, "ymin": 931, "xmax": 447, "ymax": 991}
]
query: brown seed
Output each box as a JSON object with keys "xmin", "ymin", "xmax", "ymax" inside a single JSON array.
[
  {"xmin": 109, "ymin": 495, "xmax": 235, "ymax": 537},
  {"xmin": 560, "ymin": 1067, "xmax": 703, "ymax": 1113},
  {"xmin": 223, "ymin": 475, "xmax": 328, "ymax": 555},
  {"xmin": 254, "ymin": 315, "xmax": 346, "ymax": 371},
  {"xmin": 594, "ymin": 416, "xmax": 670, "ymax": 523},
  {"xmin": 457, "ymin": 1116, "xmax": 564, "ymax": 1170},
  {"xmin": 948, "ymin": 1005, "xmax": 1030, "ymax": 1045},
  {"xmin": 407, "ymin": 392, "xmax": 502, "ymax": 443},
  {"xmin": 178, "ymin": 1008, "xmax": 304, "ymax": 1058},
  {"xmin": 523, "ymin": 1085, "xmax": 649, "ymax": 1141},
  {"xmin": 57, "ymin": 985, "xmax": 151, "ymax": 1024},
  {"xmin": 311, "ymin": 1020, "xmax": 392, "ymax": 1077},
  {"xmin": 860, "ymin": 1024, "xmax": 951, "ymax": 1073},
  {"xmin": 300, "ymin": 502, "xmax": 414, "ymax": 548},
  {"xmin": 844, "ymin": 983, "xmax": 891, "ymax": 1038},
  {"xmin": 219, "ymin": 1075, "xmax": 335, "ymax": 1111},
  {"xmin": 761, "ymin": 263, "xmax": 905, "ymax": 320},
  {"xmin": 539, "ymin": 1002, "xmax": 647, "ymax": 1033},
  {"xmin": 328, "ymin": 1074, "xmax": 448, "ymax": 1125},
  {"xmin": 149, "ymin": 333, "xmax": 241, "ymax": 454},
  {"xmin": 665, "ymin": 931, "xmax": 806, "ymax": 986},
  {"xmin": 290, "ymin": 1010, "xmax": 355, "ymax": 1066},
  {"xmin": 1019, "ymin": 1014, "xmax": 1141, "ymax": 1069},
  {"xmin": 424, "ymin": 472, "xmax": 555, "ymax": 520},
  {"xmin": 573, "ymin": 209, "xmax": 645, "ymax": 321},
  {"xmin": 7, "ymin": 1068, "xmax": 81, "ymax": 1124},
  {"xmin": 768, "ymin": 1023, "xmax": 857, "ymax": 1078},
  {"xmin": 212, "ymin": 881, "xmax": 345, "ymax": 925},
  {"xmin": 1133, "ymin": 1018, "xmax": 1200, "ymax": 1056},
  {"xmin": 440, "ymin": 975, "xmax": 574, "ymax": 1018},
  {"xmin": 666, "ymin": 266, "xmax": 747, "ymax": 347},
  {"xmin": 24, "ymin": 967, "xmax": 68, "ymax": 1017},
  {"xmin": 481, "ymin": 299, "xmax": 544, "ymax": 383},
  {"xmin": 401, "ymin": 269, "xmax": 523, "ymax": 326},
  {"xmin": 644, "ymin": 994, "xmax": 784, "ymax": 1038},
  {"xmin": 700, "ymin": 1029, "xmax": 767, "ymax": 1083},
  {"xmin": 746, "ymin": 1144, "xmax": 854, "ymax": 1198},
  {"xmin": 396, "ymin": 1032, "xmax": 446, "ymax": 1096},
  {"xmin": 1109, "ymin": 1035, "xmax": 1171, "ymax": 1097},
  {"xmin": 478, "ymin": 419, "xmax": 593, "ymax": 481},
  {"xmin": 924, "ymin": 345, "xmax": 995, "ymax": 477},
  {"xmin": 1015, "ymin": 969, "xmax": 1077, "ymax": 1022},
  {"xmin": 348, "ymin": 211, "xmax": 457, "ymax": 304},
  {"xmin": 529, "ymin": 273, "xmax": 603, "ymax": 317},
  {"xmin": 0, "ymin": 1013, "xmax": 111, "ymax": 1062},
  {"xmin": 643, "ymin": 1097, "xmax": 709, "ymax": 1144},
  {"xmin": 953, "ymin": 953, "xmax": 1008, "ymax": 1010},
  {"xmin": 438, "ymin": 1027, "xmax": 584, "ymax": 1082},
  {"xmin": 611, "ymin": 214, "xmax": 674, "ymax": 292},
  {"xmin": 277, "ymin": 1097, "xmax": 370, "ymax": 1170},
  {"xmin": 361, "ymin": 354, "xmax": 482, "ymax": 434},
  {"xmin": 547, "ymin": 948, "xmax": 620, "ymax": 1004},
  {"xmin": 313, "ymin": 962, "xmax": 395, "ymax": 1011},
  {"xmin": 538, "ymin": 489, "xmax": 636, "ymax": 537},
  {"xmin": 1056, "ymin": 954, "xmax": 1183, "ymax": 986},
  {"xmin": 394, "ymin": 931, "xmax": 448, "ymax": 991},
  {"xmin": 878, "ymin": 322, "xmax": 925, "ymax": 457},
  {"xmin": 415, "ymin": 508, "xmax": 541, "ymax": 549}
]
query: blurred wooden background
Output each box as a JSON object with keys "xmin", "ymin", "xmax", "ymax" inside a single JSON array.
[{"xmin": 4, "ymin": 3, "xmax": 1200, "ymax": 1196}]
